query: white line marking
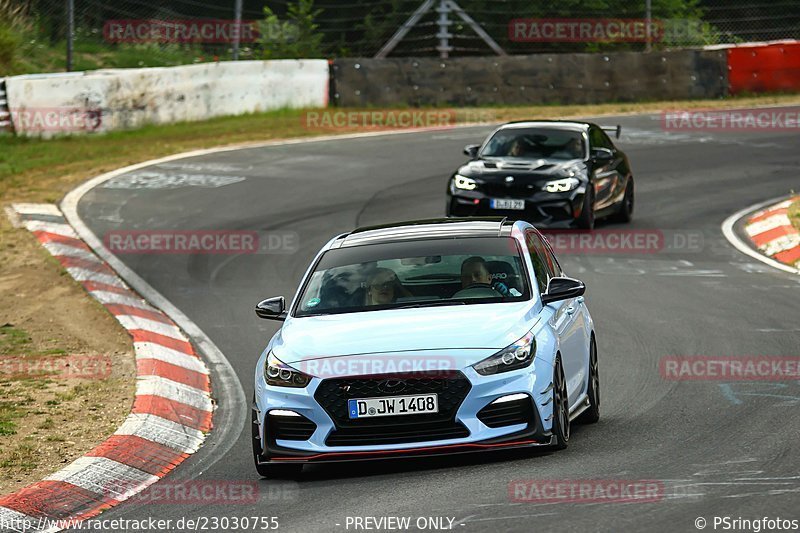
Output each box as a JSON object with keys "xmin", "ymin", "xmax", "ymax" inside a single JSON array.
[
  {"xmin": 0, "ymin": 506, "xmax": 39, "ymax": 533},
  {"xmin": 21, "ymin": 220, "xmax": 77, "ymax": 238},
  {"xmin": 114, "ymin": 413, "xmax": 206, "ymax": 453},
  {"xmin": 40, "ymin": 241, "xmax": 96, "ymax": 261},
  {"xmin": 45, "ymin": 456, "xmax": 158, "ymax": 500},
  {"xmin": 90, "ymin": 290, "xmax": 151, "ymax": 309},
  {"xmin": 721, "ymin": 196, "xmax": 800, "ymax": 275},
  {"xmin": 12, "ymin": 203, "xmax": 63, "ymax": 216},
  {"xmin": 745, "ymin": 213, "xmax": 792, "ymax": 236},
  {"xmin": 115, "ymin": 315, "xmax": 186, "ymax": 341},
  {"xmin": 134, "ymin": 342, "xmax": 208, "ymax": 374},
  {"xmin": 66, "ymin": 268, "xmax": 124, "ymax": 287},
  {"xmin": 136, "ymin": 375, "xmax": 212, "ymax": 411}
]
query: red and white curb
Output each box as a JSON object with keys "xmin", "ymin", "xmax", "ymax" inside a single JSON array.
[
  {"xmin": 744, "ymin": 197, "xmax": 800, "ymax": 269},
  {"xmin": 1, "ymin": 203, "xmax": 212, "ymax": 533}
]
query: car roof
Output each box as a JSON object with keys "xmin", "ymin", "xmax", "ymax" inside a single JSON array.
[
  {"xmin": 497, "ymin": 120, "xmax": 591, "ymax": 132},
  {"xmin": 333, "ymin": 218, "xmax": 521, "ymax": 248}
]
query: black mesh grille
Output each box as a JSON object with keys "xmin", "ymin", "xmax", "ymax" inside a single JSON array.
[
  {"xmin": 266, "ymin": 412, "xmax": 316, "ymax": 441},
  {"xmin": 477, "ymin": 397, "xmax": 533, "ymax": 428},
  {"xmin": 314, "ymin": 372, "xmax": 472, "ymax": 446}
]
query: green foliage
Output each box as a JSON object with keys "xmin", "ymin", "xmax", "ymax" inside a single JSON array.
[{"xmin": 260, "ymin": 0, "xmax": 324, "ymax": 60}]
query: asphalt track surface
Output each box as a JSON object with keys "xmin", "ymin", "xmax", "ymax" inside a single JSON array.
[{"xmin": 75, "ymin": 110, "xmax": 800, "ymax": 532}]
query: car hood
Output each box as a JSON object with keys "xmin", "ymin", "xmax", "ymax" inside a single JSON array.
[
  {"xmin": 273, "ymin": 301, "xmax": 538, "ymax": 365},
  {"xmin": 456, "ymin": 158, "xmax": 586, "ymax": 181}
]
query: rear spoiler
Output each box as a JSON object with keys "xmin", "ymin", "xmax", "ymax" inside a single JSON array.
[{"xmin": 602, "ymin": 125, "xmax": 622, "ymax": 139}]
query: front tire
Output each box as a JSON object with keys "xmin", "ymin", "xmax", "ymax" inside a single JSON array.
[
  {"xmin": 611, "ymin": 180, "xmax": 634, "ymax": 223},
  {"xmin": 252, "ymin": 403, "xmax": 302, "ymax": 478},
  {"xmin": 551, "ymin": 356, "xmax": 570, "ymax": 450},
  {"xmin": 576, "ymin": 189, "xmax": 595, "ymax": 230},
  {"xmin": 577, "ymin": 337, "xmax": 600, "ymax": 424}
]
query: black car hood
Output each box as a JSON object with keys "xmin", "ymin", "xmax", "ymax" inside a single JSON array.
[{"xmin": 456, "ymin": 157, "xmax": 587, "ymax": 183}]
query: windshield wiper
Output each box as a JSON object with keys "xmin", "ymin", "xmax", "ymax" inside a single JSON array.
[{"xmin": 394, "ymin": 301, "xmax": 468, "ymax": 310}]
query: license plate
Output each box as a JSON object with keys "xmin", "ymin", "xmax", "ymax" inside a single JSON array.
[
  {"xmin": 348, "ymin": 394, "xmax": 438, "ymax": 419},
  {"xmin": 490, "ymin": 198, "xmax": 525, "ymax": 210}
]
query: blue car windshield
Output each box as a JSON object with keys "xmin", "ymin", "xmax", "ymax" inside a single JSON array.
[{"xmin": 294, "ymin": 237, "xmax": 530, "ymax": 317}]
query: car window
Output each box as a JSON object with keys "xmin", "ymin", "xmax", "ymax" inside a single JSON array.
[
  {"xmin": 524, "ymin": 231, "xmax": 553, "ymax": 293},
  {"xmin": 590, "ymin": 127, "xmax": 614, "ymax": 150},
  {"xmin": 294, "ymin": 237, "xmax": 531, "ymax": 317},
  {"xmin": 481, "ymin": 128, "xmax": 585, "ymax": 160}
]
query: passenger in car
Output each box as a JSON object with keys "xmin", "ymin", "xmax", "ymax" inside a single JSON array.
[{"xmin": 365, "ymin": 268, "xmax": 409, "ymax": 305}]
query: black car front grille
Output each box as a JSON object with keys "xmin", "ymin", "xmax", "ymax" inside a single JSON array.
[
  {"xmin": 477, "ymin": 397, "xmax": 533, "ymax": 428},
  {"xmin": 266, "ymin": 412, "xmax": 317, "ymax": 441},
  {"xmin": 481, "ymin": 182, "xmax": 535, "ymax": 197},
  {"xmin": 314, "ymin": 371, "xmax": 472, "ymax": 447}
]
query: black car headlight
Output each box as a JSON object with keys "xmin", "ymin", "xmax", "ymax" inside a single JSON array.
[
  {"xmin": 264, "ymin": 351, "xmax": 311, "ymax": 388},
  {"xmin": 453, "ymin": 174, "xmax": 478, "ymax": 190},
  {"xmin": 472, "ymin": 332, "xmax": 536, "ymax": 376},
  {"xmin": 543, "ymin": 177, "xmax": 580, "ymax": 193}
]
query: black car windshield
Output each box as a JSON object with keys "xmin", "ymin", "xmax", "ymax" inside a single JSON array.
[
  {"xmin": 481, "ymin": 128, "xmax": 585, "ymax": 160},
  {"xmin": 294, "ymin": 237, "xmax": 530, "ymax": 317}
]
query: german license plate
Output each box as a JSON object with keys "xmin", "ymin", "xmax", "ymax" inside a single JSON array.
[
  {"xmin": 490, "ymin": 198, "xmax": 525, "ymax": 210},
  {"xmin": 348, "ymin": 394, "xmax": 438, "ymax": 419}
]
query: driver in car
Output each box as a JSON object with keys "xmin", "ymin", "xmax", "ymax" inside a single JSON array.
[{"xmin": 459, "ymin": 256, "xmax": 515, "ymax": 297}]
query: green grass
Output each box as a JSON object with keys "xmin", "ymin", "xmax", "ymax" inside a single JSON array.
[
  {"xmin": 789, "ymin": 199, "xmax": 800, "ymax": 232},
  {"xmin": 0, "ymin": 325, "xmax": 31, "ymax": 355},
  {"xmin": 0, "ymin": 402, "xmax": 26, "ymax": 436}
]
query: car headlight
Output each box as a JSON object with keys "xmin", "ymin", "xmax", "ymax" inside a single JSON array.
[
  {"xmin": 453, "ymin": 174, "xmax": 477, "ymax": 190},
  {"xmin": 264, "ymin": 351, "xmax": 311, "ymax": 388},
  {"xmin": 472, "ymin": 332, "xmax": 536, "ymax": 376},
  {"xmin": 543, "ymin": 177, "xmax": 580, "ymax": 193}
]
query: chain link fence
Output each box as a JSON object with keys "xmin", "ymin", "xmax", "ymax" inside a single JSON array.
[{"xmin": 1, "ymin": 0, "xmax": 799, "ymax": 75}]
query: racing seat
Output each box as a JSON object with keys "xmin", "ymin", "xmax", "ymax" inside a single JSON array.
[{"xmin": 485, "ymin": 261, "xmax": 523, "ymax": 293}]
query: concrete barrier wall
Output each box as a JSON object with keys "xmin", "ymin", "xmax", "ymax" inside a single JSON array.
[
  {"xmin": 332, "ymin": 50, "xmax": 728, "ymax": 107},
  {"xmin": 6, "ymin": 60, "xmax": 329, "ymax": 136}
]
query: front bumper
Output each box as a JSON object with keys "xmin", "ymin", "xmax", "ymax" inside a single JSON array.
[
  {"xmin": 253, "ymin": 359, "xmax": 555, "ymax": 464},
  {"xmin": 447, "ymin": 186, "xmax": 587, "ymax": 227}
]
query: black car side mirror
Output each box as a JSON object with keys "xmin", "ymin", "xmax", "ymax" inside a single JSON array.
[
  {"xmin": 591, "ymin": 147, "xmax": 614, "ymax": 161},
  {"xmin": 541, "ymin": 277, "xmax": 586, "ymax": 305},
  {"xmin": 463, "ymin": 144, "xmax": 480, "ymax": 159},
  {"xmin": 255, "ymin": 296, "xmax": 287, "ymax": 321}
]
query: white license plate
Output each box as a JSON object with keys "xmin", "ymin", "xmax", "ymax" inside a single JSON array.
[
  {"xmin": 490, "ymin": 198, "xmax": 525, "ymax": 210},
  {"xmin": 348, "ymin": 394, "xmax": 438, "ymax": 419}
]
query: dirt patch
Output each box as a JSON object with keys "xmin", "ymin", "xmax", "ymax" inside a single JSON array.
[{"xmin": 0, "ymin": 214, "xmax": 135, "ymax": 495}]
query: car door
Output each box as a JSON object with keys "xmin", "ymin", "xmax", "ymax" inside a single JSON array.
[
  {"xmin": 526, "ymin": 231, "xmax": 585, "ymax": 408},
  {"xmin": 589, "ymin": 127, "xmax": 625, "ymax": 211},
  {"xmin": 541, "ymin": 237, "xmax": 589, "ymax": 407}
]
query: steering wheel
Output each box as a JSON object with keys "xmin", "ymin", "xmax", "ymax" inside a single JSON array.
[{"xmin": 453, "ymin": 283, "xmax": 502, "ymax": 299}]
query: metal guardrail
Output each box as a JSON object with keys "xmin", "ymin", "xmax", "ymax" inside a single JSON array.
[{"xmin": 0, "ymin": 79, "xmax": 13, "ymax": 134}]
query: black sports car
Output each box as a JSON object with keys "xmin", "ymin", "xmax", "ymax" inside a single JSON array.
[{"xmin": 446, "ymin": 120, "xmax": 634, "ymax": 229}]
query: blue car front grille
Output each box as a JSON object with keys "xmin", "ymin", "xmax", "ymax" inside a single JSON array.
[{"xmin": 314, "ymin": 371, "xmax": 472, "ymax": 446}]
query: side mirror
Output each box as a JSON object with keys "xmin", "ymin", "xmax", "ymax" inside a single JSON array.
[
  {"xmin": 541, "ymin": 277, "xmax": 585, "ymax": 305},
  {"xmin": 463, "ymin": 144, "xmax": 480, "ymax": 159},
  {"xmin": 591, "ymin": 147, "xmax": 614, "ymax": 161},
  {"xmin": 255, "ymin": 296, "xmax": 287, "ymax": 321}
]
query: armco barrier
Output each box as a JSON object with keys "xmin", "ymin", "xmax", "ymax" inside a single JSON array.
[
  {"xmin": 727, "ymin": 41, "xmax": 800, "ymax": 95},
  {"xmin": 332, "ymin": 50, "xmax": 727, "ymax": 107},
  {"xmin": 5, "ymin": 60, "xmax": 329, "ymax": 137}
]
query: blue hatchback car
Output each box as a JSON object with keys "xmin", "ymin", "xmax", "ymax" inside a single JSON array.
[{"xmin": 252, "ymin": 218, "xmax": 599, "ymax": 477}]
